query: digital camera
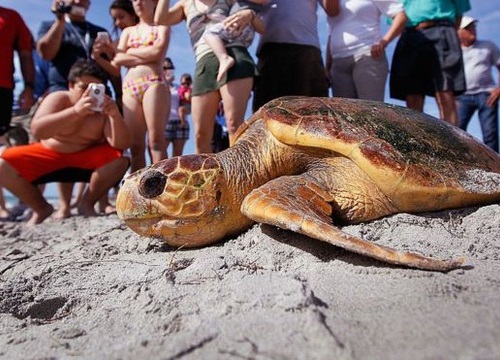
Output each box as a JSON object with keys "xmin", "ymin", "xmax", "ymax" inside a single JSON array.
[
  {"xmin": 89, "ymin": 83, "xmax": 105, "ymax": 112},
  {"xmin": 53, "ymin": 1, "xmax": 72, "ymax": 14},
  {"xmin": 53, "ymin": 2, "xmax": 86, "ymax": 16}
]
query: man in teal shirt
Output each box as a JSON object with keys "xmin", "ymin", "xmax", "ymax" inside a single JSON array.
[{"xmin": 390, "ymin": 0, "xmax": 471, "ymax": 126}]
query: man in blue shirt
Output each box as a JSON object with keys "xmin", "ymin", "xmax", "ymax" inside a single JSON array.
[{"xmin": 36, "ymin": 0, "xmax": 109, "ymax": 93}]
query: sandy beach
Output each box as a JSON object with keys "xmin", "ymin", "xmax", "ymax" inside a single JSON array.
[{"xmin": 1, "ymin": 204, "xmax": 500, "ymax": 359}]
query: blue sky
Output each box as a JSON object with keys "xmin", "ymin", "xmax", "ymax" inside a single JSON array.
[{"xmin": 4, "ymin": 0, "xmax": 500, "ymax": 171}]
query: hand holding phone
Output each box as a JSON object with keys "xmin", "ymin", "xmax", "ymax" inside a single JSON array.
[
  {"xmin": 96, "ymin": 32, "xmax": 111, "ymax": 44},
  {"xmin": 88, "ymin": 83, "xmax": 106, "ymax": 112}
]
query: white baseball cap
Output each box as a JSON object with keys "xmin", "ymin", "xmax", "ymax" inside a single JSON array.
[{"xmin": 460, "ymin": 16, "xmax": 478, "ymax": 29}]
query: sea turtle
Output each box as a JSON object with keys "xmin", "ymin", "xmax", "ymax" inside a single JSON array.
[{"xmin": 116, "ymin": 97, "xmax": 500, "ymax": 271}]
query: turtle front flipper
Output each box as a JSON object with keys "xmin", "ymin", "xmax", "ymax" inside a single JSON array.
[{"xmin": 241, "ymin": 176, "xmax": 466, "ymax": 271}]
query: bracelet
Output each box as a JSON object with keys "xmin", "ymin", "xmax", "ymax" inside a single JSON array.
[{"xmin": 24, "ymin": 82, "xmax": 34, "ymax": 89}]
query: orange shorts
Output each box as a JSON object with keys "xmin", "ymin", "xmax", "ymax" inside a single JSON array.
[{"xmin": 1, "ymin": 142, "xmax": 122, "ymax": 182}]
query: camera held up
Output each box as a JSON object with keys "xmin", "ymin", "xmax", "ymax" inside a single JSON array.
[
  {"xmin": 52, "ymin": 2, "xmax": 86, "ymax": 16},
  {"xmin": 52, "ymin": 1, "xmax": 73, "ymax": 14}
]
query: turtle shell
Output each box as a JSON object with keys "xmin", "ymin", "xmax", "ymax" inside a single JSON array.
[{"xmin": 257, "ymin": 97, "xmax": 500, "ymax": 210}]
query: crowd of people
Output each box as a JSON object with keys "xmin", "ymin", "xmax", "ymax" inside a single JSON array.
[{"xmin": 1, "ymin": 0, "xmax": 499, "ymax": 225}]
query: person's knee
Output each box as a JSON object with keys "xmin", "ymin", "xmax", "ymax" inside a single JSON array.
[
  {"xmin": 93, "ymin": 157, "xmax": 129, "ymax": 181},
  {"xmin": 148, "ymin": 138, "xmax": 166, "ymax": 153},
  {"xmin": 0, "ymin": 159, "xmax": 16, "ymax": 183}
]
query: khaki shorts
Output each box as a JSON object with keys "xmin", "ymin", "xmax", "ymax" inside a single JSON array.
[{"xmin": 192, "ymin": 46, "xmax": 256, "ymax": 96}]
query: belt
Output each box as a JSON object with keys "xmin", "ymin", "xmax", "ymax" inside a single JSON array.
[{"xmin": 414, "ymin": 20, "xmax": 452, "ymax": 30}]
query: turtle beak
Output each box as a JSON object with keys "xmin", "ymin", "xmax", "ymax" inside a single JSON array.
[{"xmin": 116, "ymin": 170, "xmax": 164, "ymax": 232}]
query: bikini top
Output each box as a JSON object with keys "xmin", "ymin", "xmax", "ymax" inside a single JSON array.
[{"xmin": 127, "ymin": 24, "xmax": 159, "ymax": 48}]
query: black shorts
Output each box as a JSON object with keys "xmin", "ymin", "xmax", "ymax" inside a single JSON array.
[
  {"xmin": 253, "ymin": 43, "xmax": 329, "ymax": 111},
  {"xmin": 0, "ymin": 87, "xmax": 14, "ymax": 136},
  {"xmin": 390, "ymin": 23, "xmax": 466, "ymax": 100},
  {"xmin": 192, "ymin": 46, "xmax": 256, "ymax": 96}
]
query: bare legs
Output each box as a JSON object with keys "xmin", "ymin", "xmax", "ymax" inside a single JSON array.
[
  {"xmin": 191, "ymin": 77, "xmax": 253, "ymax": 153},
  {"xmin": 435, "ymin": 90, "xmax": 459, "ymax": 126},
  {"xmin": 123, "ymin": 84, "xmax": 170, "ymax": 173},
  {"xmin": 0, "ymin": 159, "xmax": 53, "ymax": 225},
  {"xmin": 406, "ymin": 90, "xmax": 459, "ymax": 126},
  {"xmin": 192, "ymin": 91, "xmax": 220, "ymax": 154},
  {"xmin": 178, "ymin": 105, "xmax": 190, "ymax": 126},
  {"xmin": 0, "ymin": 157, "xmax": 128, "ymax": 225},
  {"xmin": 219, "ymin": 77, "xmax": 253, "ymax": 145},
  {"xmin": 53, "ymin": 182, "xmax": 74, "ymax": 219},
  {"xmin": 69, "ymin": 182, "xmax": 116, "ymax": 215},
  {"xmin": 405, "ymin": 94, "xmax": 425, "ymax": 113},
  {"xmin": 166, "ymin": 138, "xmax": 188, "ymax": 158},
  {"xmin": 0, "ymin": 186, "xmax": 10, "ymax": 218},
  {"xmin": 77, "ymin": 157, "xmax": 129, "ymax": 216}
]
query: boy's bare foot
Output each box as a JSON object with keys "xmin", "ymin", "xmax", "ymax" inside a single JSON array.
[
  {"xmin": 217, "ymin": 56, "xmax": 235, "ymax": 82},
  {"xmin": 78, "ymin": 202, "xmax": 98, "ymax": 217},
  {"xmin": 53, "ymin": 207, "xmax": 72, "ymax": 220},
  {"xmin": 27, "ymin": 204, "xmax": 54, "ymax": 225},
  {"xmin": 99, "ymin": 204, "xmax": 116, "ymax": 215}
]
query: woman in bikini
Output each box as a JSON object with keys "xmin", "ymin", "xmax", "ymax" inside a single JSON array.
[
  {"xmin": 112, "ymin": 0, "xmax": 171, "ymax": 172},
  {"xmin": 155, "ymin": 0, "xmax": 257, "ymax": 153}
]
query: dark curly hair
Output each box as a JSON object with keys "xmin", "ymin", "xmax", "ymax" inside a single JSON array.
[{"xmin": 68, "ymin": 59, "xmax": 107, "ymax": 84}]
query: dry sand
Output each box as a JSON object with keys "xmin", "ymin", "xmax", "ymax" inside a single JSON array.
[{"xmin": 1, "ymin": 205, "xmax": 500, "ymax": 359}]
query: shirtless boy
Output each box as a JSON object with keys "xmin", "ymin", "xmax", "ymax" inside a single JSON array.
[{"xmin": 0, "ymin": 60, "xmax": 131, "ymax": 225}]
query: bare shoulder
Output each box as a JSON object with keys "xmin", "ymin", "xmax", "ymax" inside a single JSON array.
[
  {"xmin": 36, "ymin": 91, "xmax": 71, "ymax": 113},
  {"xmin": 121, "ymin": 26, "xmax": 132, "ymax": 36},
  {"xmin": 119, "ymin": 26, "xmax": 132, "ymax": 41}
]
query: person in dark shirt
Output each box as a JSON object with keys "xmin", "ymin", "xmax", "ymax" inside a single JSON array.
[{"xmin": 37, "ymin": 0, "xmax": 111, "ymax": 93}]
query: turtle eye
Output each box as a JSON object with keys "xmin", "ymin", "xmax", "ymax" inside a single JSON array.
[{"xmin": 138, "ymin": 170, "xmax": 167, "ymax": 199}]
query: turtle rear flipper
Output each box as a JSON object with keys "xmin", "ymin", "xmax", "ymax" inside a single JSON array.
[{"xmin": 241, "ymin": 175, "xmax": 466, "ymax": 272}]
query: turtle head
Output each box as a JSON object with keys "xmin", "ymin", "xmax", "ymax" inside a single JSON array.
[{"xmin": 116, "ymin": 155, "xmax": 251, "ymax": 247}]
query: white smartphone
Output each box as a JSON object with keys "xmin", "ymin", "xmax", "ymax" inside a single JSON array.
[
  {"xmin": 88, "ymin": 83, "xmax": 106, "ymax": 112},
  {"xmin": 96, "ymin": 31, "xmax": 111, "ymax": 44}
]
